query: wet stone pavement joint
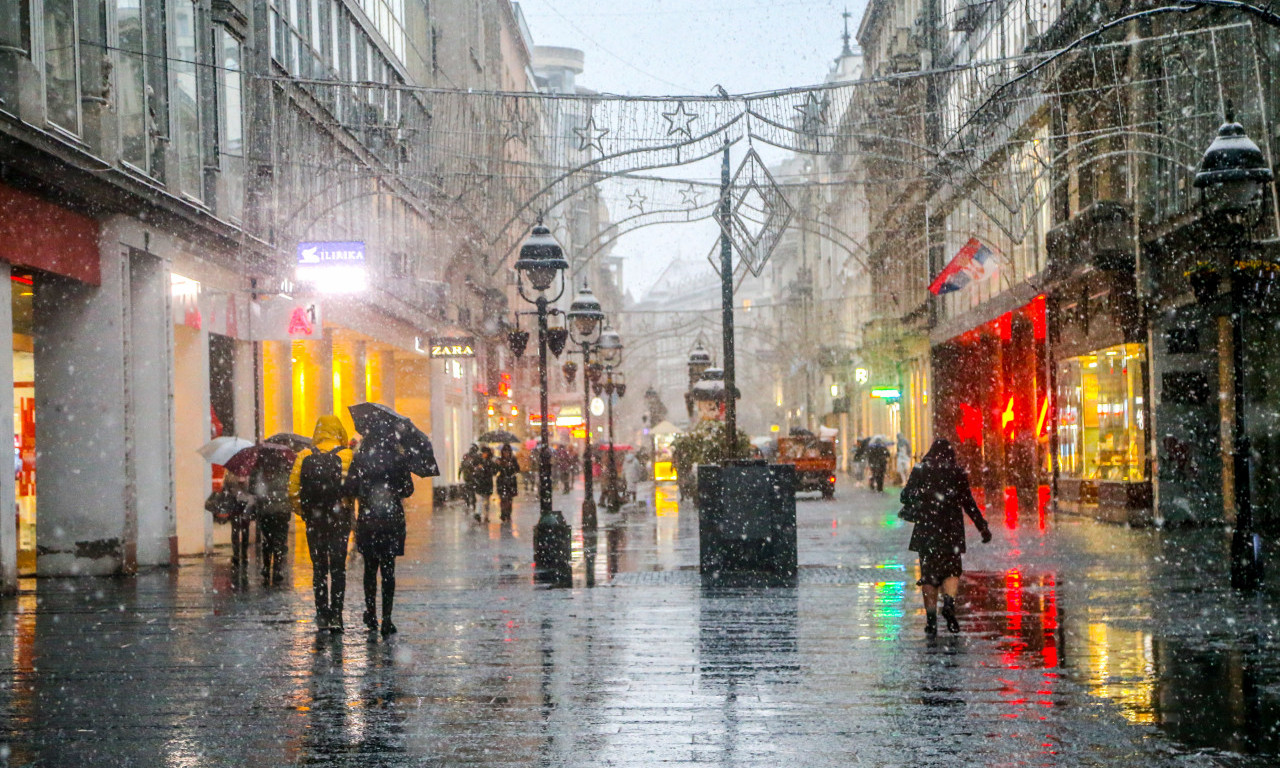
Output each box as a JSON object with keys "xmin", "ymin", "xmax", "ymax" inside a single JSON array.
[{"xmin": 0, "ymin": 483, "xmax": 1277, "ymax": 766}]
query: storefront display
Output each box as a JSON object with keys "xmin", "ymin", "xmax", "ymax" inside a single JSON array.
[{"xmin": 1056, "ymin": 343, "xmax": 1147, "ymax": 482}]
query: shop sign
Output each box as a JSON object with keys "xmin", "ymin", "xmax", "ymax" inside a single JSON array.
[
  {"xmin": 870, "ymin": 388, "xmax": 901, "ymax": 399},
  {"xmin": 296, "ymin": 241, "xmax": 367, "ymax": 293},
  {"xmin": 556, "ymin": 404, "xmax": 584, "ymax": 427},
  {"xmin": 429, "ymin": 337, "xmax": 477, "ymax": 358},
  {"xmin": 171, "ymin": 274, "xmax": 240, "ymax": 337},
  {"xmin": 249, "ymin": 296, "xmax": 323, "ymax": 341}
]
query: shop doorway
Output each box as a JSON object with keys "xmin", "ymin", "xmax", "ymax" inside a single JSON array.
[{"xmin": 12, "ymin": 274, "xmax": 34, "ymax": 574}]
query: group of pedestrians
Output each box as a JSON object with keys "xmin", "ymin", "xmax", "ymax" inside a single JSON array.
[
  {"xmin": 216, "ymin": 415, "xmax": 414, "ymax": 637},
  {"xmin": 460, "ymin": 444, "xmax": 520, "ymax": 522}
]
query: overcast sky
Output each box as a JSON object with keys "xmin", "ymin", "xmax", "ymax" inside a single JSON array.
[{"xmin": 518, "ymin": 0, "xmax": 869, "ymax": 299}]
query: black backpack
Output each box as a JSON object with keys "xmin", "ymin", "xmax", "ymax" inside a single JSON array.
[{"xmin": 299, "ymin": 446, "xmax": 345, "ymax": 514}]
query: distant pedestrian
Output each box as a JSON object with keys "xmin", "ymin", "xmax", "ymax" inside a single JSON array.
[
  {"xmin": 516, "ymin": 444, "xmax": 535, "ymax": 492},
  {"xmin": 289, "ymin": 415, "xmax": 355, "ymax": 633},
  {"xmin": 496, "ymin": 444, "xmax": 520, "ymax": 522},
  {"xmin": 554, "ymin": 444, "xmax": 575, "ymax": 494},
  {"xmin": 344, "ymin": 428, "xmax": 414, "ymax": 637},
  {"xmin": 469, "ymin": 446, "xmax": 496, "ymax": 522},
  {"xmin": 460, "ymin": 445, "xmax": 481, "ymax": 513},
  {"xmin": 623, "ymin": 451, "xmax": 643, "ymax": 502},
  {"xmin": 220, "ymin": 470, "xmax": 253, "ymax": 573},
  {"xmin": 250, "ymin": 447, "xmax": 294, "ymax": 587},
  {"xmin": 900, "ymin": 439, "xmax": 992, "ymax": 635},
  {"xmin": 866, "ymin": 438, "xmax": 890, "ymax": 492},
  {"xmin": 851, "ymin": 437, "xmax": 869, "ymax": 484},
  {"xmin": 896, "ymin": 432, "xmax": 913, "ymax": 484}
]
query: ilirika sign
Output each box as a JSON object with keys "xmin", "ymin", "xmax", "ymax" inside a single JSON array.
[{"xmin": 429, "ymin": 337, "xmax": 476, "ymax": 358}]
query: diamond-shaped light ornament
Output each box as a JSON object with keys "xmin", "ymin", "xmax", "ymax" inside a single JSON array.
[{"xmin": 717, "ymin": 147, "xmax": 794, "ymax": 277}]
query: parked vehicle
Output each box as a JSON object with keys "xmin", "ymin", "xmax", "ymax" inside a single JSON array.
[{"xmin": 776, "ymin": 436, "xmax": 837, "ymax": 498}]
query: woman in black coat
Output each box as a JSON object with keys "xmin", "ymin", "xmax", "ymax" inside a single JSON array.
[
  {"xmin": 344, "ymin": 430, "xmax": 414, "ymax": 637},
  {"xmin": 469, "ymin": 447, "xmax": 497, "ymax": 523},
  {"xmin": 900, "ymin": 439, "xmax": 992, "ymax": 634},
  {"xmin": 495, "ymin": 443, "xmax": 520, "ymax": 522}
]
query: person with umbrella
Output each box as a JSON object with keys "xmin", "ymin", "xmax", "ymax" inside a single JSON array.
[
  {"xmin": 459, "ymin": 445, "xmax": 482, "ymax": 515},
  {"xmin": 866, "ymin": 436, "xmax": 891, "ymax": 493},
  {"xmin": 900, "ymin": 439, "xmax": 992, "ymax": 634},
  {"xmin": 344, "ymin": 402, "xmax": 438, "ymax": 637},
  {"xmin": 469, "ymin": 446, "xmax": 497, "ymax": 523},
  {"xmin": 288, "ymin": 416, "xmax": 354, "ymax": 633},
  {"xmin": 239, "ymin": 444, "xmax": 296, "ymax": 586},
  {"xmin": 495, "ymin": 443, "xmax": 520, "ymax": 522}
]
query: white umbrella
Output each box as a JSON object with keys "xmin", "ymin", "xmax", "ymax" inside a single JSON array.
[{"xmin": 197, "ymin": 436, "xmax": 255, "ymax": 466}]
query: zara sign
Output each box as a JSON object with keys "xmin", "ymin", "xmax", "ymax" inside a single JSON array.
[{"xmin": 429, "ymin": 337, "xmax": 477, "ymax": 358}]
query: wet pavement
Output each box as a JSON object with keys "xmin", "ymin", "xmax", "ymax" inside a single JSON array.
[{"xmin": 0, "ymin": 480, "xmax": 1277, "ymax": 766}]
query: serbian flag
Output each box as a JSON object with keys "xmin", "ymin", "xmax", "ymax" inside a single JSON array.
[{"xmin": 928, "ymin": 237, "xmax": 993, "ymax": 295}]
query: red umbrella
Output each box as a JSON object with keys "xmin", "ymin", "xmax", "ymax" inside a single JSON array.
[{"xmin": 223, "ymin": 442, "xmax": 296, "ymax": 477}]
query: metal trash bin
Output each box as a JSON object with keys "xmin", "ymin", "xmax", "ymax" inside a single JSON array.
[{"xmin": 697, "ymin": 460, "xmax": 797, "ymax": 579}]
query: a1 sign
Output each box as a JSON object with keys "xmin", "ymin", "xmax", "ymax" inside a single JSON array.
[{"xmin": 429, "ymin": 337, "xmax": 476, "ymax": 358}]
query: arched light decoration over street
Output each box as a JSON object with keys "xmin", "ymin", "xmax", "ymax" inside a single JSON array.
[
  {"xmin": 567, "ymin": 285, "xmax": 605, "ymax": 345},
  {"xmin": 598, "ymin": 328, "xmax": 623, "ymax": 366},
  {"xmin": 514, "ymin": 225, "xmax": 568, "ymax": 293},
  {"xmin": 1194, "ymin": 113, "xmax": 1274, "ymax": 213}
]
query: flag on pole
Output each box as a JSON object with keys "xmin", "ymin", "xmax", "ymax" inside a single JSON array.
[{"xmin": 928, "ymin": 237, "xmax": 994, "ymax": 295}]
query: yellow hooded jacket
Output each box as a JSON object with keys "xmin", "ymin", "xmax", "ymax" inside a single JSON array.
[{"xmin": 288, "ymin": 415, "xmax": 355, "ymax": 516}]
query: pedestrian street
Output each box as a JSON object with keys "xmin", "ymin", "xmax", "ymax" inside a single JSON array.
[{"xmin": 0, "ymin": 482, "xmax": 1275, "ymax": 767}]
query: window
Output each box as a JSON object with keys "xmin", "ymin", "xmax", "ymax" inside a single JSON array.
[
  {"xmin": 215, "ymin": 27, "xmax": 243, "ymax": 221},
  {"xmin": 0, "ymin": 0, "xmax": 30, "ymax": 55},
  {"xmin": 117, "ymin": 0, "xmax": 165, "ymax": 175},
  {"xmin": 1057, "ymin": 343, "xmax": 1147, "ymax": 482},
  {"xmin": 44, "ymin": 0, "xmax": 79, "ymax": 133},
  {"xmin": 170, "ymin": 0, "xmax": 202, "ymax": 199}
]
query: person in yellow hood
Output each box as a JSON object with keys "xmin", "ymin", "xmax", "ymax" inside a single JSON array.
[{"xmin": 289, "ymin": 415, "xmax": 355, "ymax": 632}]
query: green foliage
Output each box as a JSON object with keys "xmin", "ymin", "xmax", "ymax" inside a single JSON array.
[{"xmin": 670, "ymin": 419, "xmax": 752, "ymax": 474}]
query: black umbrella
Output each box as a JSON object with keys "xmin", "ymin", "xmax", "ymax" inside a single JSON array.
[
  {"xmin": 477, "ymin": 429, "xmax": 520, "ymax": 444},
  {"xmin": 788, "ymin": 426, "xmax": 815, "ymax": 437},
  {"xmin": 348, "ymin": 402, "xmax": 404, "ymax": 436},
  {"xmin": 346, "ymin": 402, "xmax": 439, "ymax": 478},
  {"xmin": 399, "ymin": 420, "xmax": 440, "ymax": 478},
  {"xmin": 265, "ymin": 432, "xmax": 312, "ymax": 451}
]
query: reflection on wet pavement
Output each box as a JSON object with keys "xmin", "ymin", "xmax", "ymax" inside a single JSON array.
[{"xmin": 0, "ymin": 481, "xmax": 1275, "ymax": 765}]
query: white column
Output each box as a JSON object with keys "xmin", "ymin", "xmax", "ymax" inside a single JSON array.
[
  {"xmin": 0, "ymin": 261, "xmax": 17, "ymax": 592},
  {"xmin": 130, "ymin": 251, "xmax": 175, "ymax": 566},
  {"xmin": 173, "ymin": 324, "xmax": 212, "ymax": 556},
  {"xmin": 34, "ymin": 251, "xmax": 130, "ymax": 575}
]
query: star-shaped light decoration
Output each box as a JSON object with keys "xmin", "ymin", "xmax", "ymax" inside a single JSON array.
[
  {"xmin": 626, "ymin": 189, "xmax": 647, "ymax": 213},
  {"xmin": 574, "ymin": 116, "xmax": 609, "ymax": 154},
  {"xmin": 679, "ymin": 183, "xmax": 702, "ymax": 208},
  {"xmin": 661, "ymin": 102, "xmax": 699, "ymax": 140},
  {"xmin": 794, "ymin": 91, "xmax": 829, "ymax": 135},
  {"xmin": 503, "ymin": 102, "xmax": 533, "ymax": 145}
]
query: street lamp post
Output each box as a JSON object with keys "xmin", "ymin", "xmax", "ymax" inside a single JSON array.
[
  {"xmin": 598, "ymin": 328, "xmax": 624, "ymax": 512},
  {"xmin": 512, "ymin": 224, "xmax": 571, "ymax": 583},
  {"xmin": 567, "ymin": 285, "xmax": 606, "ymax": 532},
  {"xmin": 1193, "ymin": 111, "xmax": 1274, "ymax": 591}
]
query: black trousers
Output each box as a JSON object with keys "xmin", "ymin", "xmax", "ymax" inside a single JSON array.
[
  {"xmin": 306, "ymin": 520, "xmax": 350, "ymax": 621},
  {"xmin": 230, "ymin": 516, "xmax": 251, "ymax": 566},
  {"xmin": 259, "ymin": 514, "xmax": 289, "ymax": 583},
  {"xmin": 363, "ymin": 554, "xmax": 396, "ymax": 622}
]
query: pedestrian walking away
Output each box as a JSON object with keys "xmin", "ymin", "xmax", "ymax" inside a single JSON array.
[
  {"xmin": 515, "ymin": 444, "xmax": 534, "ymax": 492},
  {"xmin": 495, "ymin": 443, "xmax": 520, "ymax": 522},
  {"xmin": 460, "ymin": 444, "xmax": 481, "ymax": 514},
  {"xmin": 469, "ymin": 446, "xmax": 496, "ymax": 522},
  {"xmin": 895, "ymin": 432, "xmax": 913, "ymax": 484},
  {"xmin": 866, "ymin": 437, "xmax": 890, "ymax": 493},
  {"xmin": 344, "ymin": 428, "xmax": 414, "ymax": 638},
  {"xmin": 217, "ymin": 470, "xmax": 254, "ymax": 577},
  {"xmin": 250, "ymin": 448, "xmax": 295, "ymax": 587},
  {"xmin": 899, "ymin": 439, "xmax": 992, "ymax": 635},
  {"xmin": 289, "ymin": 415, "xmax": 355, "ymax": 633}
]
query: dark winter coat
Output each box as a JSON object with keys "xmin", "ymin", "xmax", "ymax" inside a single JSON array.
[
  {"xmin": 901, "ymin": 440, "xmax": 989, "ymax": 556},
  {"xmin": 866, "ymin": 442, "xmax": 890, "ymax": 472},
  {"xmin": 495, "ymin": 455, "xmax": 520, "ymax": 499},
  {"xmin": 344, "ymin": 433, "xmax": 414, "ymax": 559},
  {"xmin": 467, "ymin": 454, "xmax": 496, "ymax": 496}
]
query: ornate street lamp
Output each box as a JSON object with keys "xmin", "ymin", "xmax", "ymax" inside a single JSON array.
[
  {"xmin": 513, "ymin": 224, "xmax": 571, "ymax": 583},
  {"xmin": 1193, "ymin": 111, "xmax": 1274, "ymax": 591},
  {"xmin": 567, "ymin": 284, "xmax": 605, "ymax": 532},
  {"xmin": 596, "ymin": 328, "xmax": 625, "ymax": 511},
  {"xmin": 685, "ymin": 342, "xmax": 713, "ymax": 420}
]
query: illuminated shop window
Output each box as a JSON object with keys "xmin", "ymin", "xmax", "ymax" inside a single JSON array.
[{"xmin": 1057, "ymin": 343, "xmax": 1147, "ymax": 482}]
